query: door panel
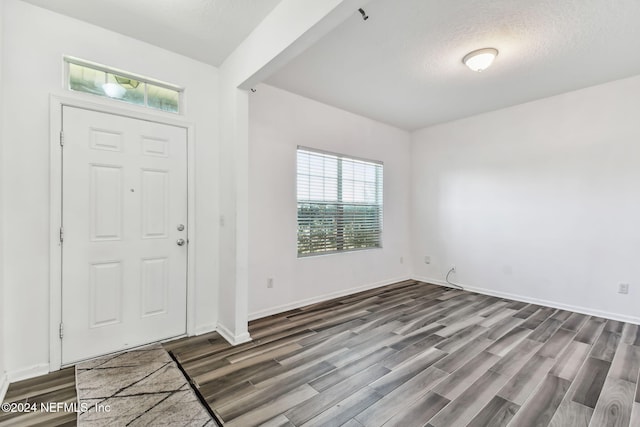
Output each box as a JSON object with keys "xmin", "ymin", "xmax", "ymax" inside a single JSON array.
[
  {"xmin": 141, "ymin": 169, "xmax": 169, "ymax": 238},
  {"xmin": 141, "ymin": 257, "xmax": 169, "ymax": 317},
  {"xmin": 90, "ymin": 164, "xmax": 123, "ymax": 241},
  {"xmin": 89, "ymin": 261, "xmax": 123, "ymax": 327},
  {"xmin": 61, "ymin": 106, "xmax": 188, "ymax": 364}
]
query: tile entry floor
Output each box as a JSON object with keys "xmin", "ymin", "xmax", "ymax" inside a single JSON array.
[{"xmin": 75, "ymin": 344, "xmax": 213, "ymax": 426}]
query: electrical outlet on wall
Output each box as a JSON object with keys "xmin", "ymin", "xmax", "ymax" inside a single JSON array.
[
  {"xmin": 618, "ymin": 283, "xmax": 629, "ymax": 294},
  {"xmin": 267, "ymin": 278, "xmax": 274, "ymax": 289},
  {"xmin": 424, "ymin": 256, "xmax": 431, "ymax": 264}
]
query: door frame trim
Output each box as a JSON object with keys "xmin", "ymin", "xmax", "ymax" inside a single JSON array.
[{"xmin": 49, "ymin": 93, "xmax": 197, "ymax": 371}]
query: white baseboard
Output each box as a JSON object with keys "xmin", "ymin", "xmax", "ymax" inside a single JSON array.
[
  {"xmin": 248, "ymin": 275, "xmax": 412, "ymax": 321},
  {"xmin": 413, "ymin": 276, "xmax": 640, "ymax": 326},
  {"xmin": 0, "ymin": 372, "xmax": 8, "ymax": 403},
  {"xmin": 216, "ymin": 323, "xmax": 252, "ymax": 346},
  {"xmin": 6, "ymin": 363, "xmax": 50, "ymax": 383},
  {"xmin": 193, "ymin": 323, "xmax": 217, "ymax": 336}
]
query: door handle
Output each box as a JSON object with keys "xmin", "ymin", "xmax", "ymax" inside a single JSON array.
[{"xmin": 177, "ymin": 239, "xmax": 186, "ymax": 246}]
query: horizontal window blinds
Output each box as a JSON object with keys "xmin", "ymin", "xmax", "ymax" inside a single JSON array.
[{"xmin": 297, "ymin": 147, "xmax": 383, "ymax": 256}]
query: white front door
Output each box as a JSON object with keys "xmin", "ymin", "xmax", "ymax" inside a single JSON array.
[{"xmin": 61, "ymin": 106, "xmax": 188, "ymax": 364}]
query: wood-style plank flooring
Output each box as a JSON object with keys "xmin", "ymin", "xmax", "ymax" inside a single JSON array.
[
  {"xmin": 0, "ymin": 367, "xmax": 76, "ymax": 426},
  {"xmin": 166, "ymin": 280, "xmax": 640, "ymax": 427},
  {"xmin": 2, "ymin": 280, "xmax": 639, "ymax": 426}
]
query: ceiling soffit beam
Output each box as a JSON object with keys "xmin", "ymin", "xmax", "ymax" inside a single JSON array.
[
  {"xmin": 221, "ymin": 0, "xmax": 372, "ymax": 89},
  {"xmin": 216, "ymin": 0, "xmax": 371, "ymax": 343}
]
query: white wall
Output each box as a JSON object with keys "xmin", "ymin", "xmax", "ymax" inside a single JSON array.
[
  {"xmin": 1, "ymin": 0, "xmax": 220, "ymax": 377},
  {"xmin": 411, "ymin": 74, "xmax": 640, "ymax": 323},
  {"xmin": 3, "ymin": 0, "xmax": 638, "ymax": 387},
  {"xmin": 215, "ymin": 0, "xmax": 370, "ymax": 342},
  {"xmin": 216, "ymin": 80, "xmax": 250, "ymax": 343},
  {"xmin": 0, "ymin": 0, "xmax": 7, "ymax": 402},
  {"xmin": 248, "ymin": 84, "xmax": 412, "ymax": 318}
]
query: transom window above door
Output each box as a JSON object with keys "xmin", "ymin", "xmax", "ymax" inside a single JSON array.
[{"xmin": 65, "ymin": 57, "xmax": 183, "ymax": 114}]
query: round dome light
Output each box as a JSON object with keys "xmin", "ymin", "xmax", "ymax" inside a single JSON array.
[{"xmin": 463, "ymin": 48, "xmax": 499, "ymax": 72}]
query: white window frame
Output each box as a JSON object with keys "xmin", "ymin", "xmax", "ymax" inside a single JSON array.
[{"xmin": 296, "ymin": 146, "xmax": 384, "ymax": 257}]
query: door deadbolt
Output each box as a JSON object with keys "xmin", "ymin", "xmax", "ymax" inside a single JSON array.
[{"xmin": 177, "ymin": 224, "xmax": 185, "ymax": 231}]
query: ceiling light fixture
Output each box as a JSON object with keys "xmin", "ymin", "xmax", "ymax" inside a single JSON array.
[{"xmin": 462, "ymin": 48, "xmax": 498, "ymax": 72}]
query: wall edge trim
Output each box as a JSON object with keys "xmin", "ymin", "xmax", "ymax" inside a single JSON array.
[
  {"xmin": 413, "ymin": 276, "xmax": 640, "ymax": 326},
  {"xmin": 193, "ymin": 323, "xmax": 217, "ymax": 337},
  {"xmin": 0, "ymin": 373, "xmax": 8, "ymax": 403},
  {"xmin": 6, "ymin": 364, "xmax": 50, "ymax": 384},
  {"xmin": 248, "ymin": 275, "xmax": 412, "ymax": 321},
  {"xmin": 216, "ymin": 323, "xmax": 252, "ymax": 346}
]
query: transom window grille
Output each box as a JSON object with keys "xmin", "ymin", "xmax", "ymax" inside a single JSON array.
[
  {"xmin": 65, "ymin": 57, "xmax": 183, "ymax": 113},
  {"xmin": 297, "ymin": 147, "xmax": 383, "ymax": 256}
]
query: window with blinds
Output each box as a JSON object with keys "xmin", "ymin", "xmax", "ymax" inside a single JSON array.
[{"xmin": 297, "ymin": 147, "xmax": 383, "ymax": 256}]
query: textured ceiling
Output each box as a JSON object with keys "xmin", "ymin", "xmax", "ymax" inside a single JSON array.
[
  {"xmin": 20, "ymin": 0, "xmax": 640, "ymax": 129},
  {"xmin": 20, "ymin": 0, "xmax": 282, "ymax": 66},
  {"xmin": 266, "ymin": 0, "xmax": 640, "ymax": 130}
]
